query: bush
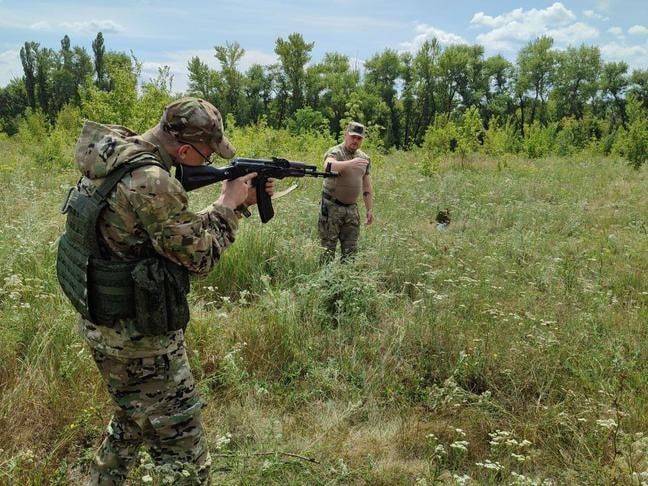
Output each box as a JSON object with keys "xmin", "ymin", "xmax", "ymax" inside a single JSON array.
[
  {"xmin": 612, "ymin": 95, "xmax": 647, "ymax": 169},
  {"xmin": 16, "ymin": 110, "xmax": 50, "ymax": 146},
  {"xmin": 288, "ymin": 107, "xmax": 330, "ymax": 135},
  {"xmin": 483, "ymin": 116, "xmax": 521, "ymax": 156},
  {"xmin": 457, "ymin": 106, "xmax": 483, "ymax": 158},
  {"xmin": 554, "ymin": 116, "xmax": 604, "ymax": 156},
  {"xmin": 423, "ymin": 115, "xmax": 458, "ymax": 157},
  {"xmin": 523, "ymin": 121, "xmax": 556, "ymax": 158},
  {"xmin": 296, "ymin": 264, "xmax": 388, "ymax": 328}
]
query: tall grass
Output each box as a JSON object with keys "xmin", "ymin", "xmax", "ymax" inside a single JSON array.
[{"xmin": 0, "ymin": 130, "xmax": 646, "ymax": 484}]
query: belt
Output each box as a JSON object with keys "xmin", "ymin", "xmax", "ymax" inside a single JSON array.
[{"xmin": 322, "ymin": 192, "xmax": 355, "ymax": 207}]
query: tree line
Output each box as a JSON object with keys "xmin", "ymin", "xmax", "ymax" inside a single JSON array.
[{"xmin": 1, "ymin": 31, "xmax": 646, "ymax": 159}]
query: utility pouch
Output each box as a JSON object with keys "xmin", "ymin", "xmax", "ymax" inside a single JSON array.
[
  {"xmin": 131, "ymin": 258, "xmax": 190, "ymax": 334},
  {"xmin": 320, "ymin": 199, "xmax": 329, "ymax": 218},
  {"xmin": 56, "ymin": 156, "xmax": 176, "ymax": 331}
]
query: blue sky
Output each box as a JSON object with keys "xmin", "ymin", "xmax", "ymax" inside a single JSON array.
[{"xmin": 0, "ymin": 0, "xmax": 646, "ymax": 92}]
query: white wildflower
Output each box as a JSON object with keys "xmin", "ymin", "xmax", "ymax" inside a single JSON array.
[
  {"xmin": 596, "ymin": 418, "xmax": 617, "ymax": 430},
  {"xmin": 511, "ymin": 452, "xmax": 528, "ymax": 462},
  {"xmin": 453, "ymin": 474, "xmax": 471, "ymax": 485},
  {"xmin": 475, "ymin": 459, "xmax": 504, "ymax": 471},
  {"xmin": 450, "ymin": 440, "xmax": 469, "ymax": 452}
]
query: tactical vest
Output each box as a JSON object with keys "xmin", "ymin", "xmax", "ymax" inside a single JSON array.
[{"xmin": 56, "ymin": 156, "xmax": 191, "ymax": 334}]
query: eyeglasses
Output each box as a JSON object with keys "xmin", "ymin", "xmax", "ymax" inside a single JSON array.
[{"xmin": 180, "ymin": 140, "xmax": 214, "ymax": 165}]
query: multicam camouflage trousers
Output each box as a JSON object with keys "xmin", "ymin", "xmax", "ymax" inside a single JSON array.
[
  {"xmin": 87, "ymin": 340, "xmax": 211, "ymax": 485},
  {"xmin": 318, "ymin": 197, "xmax": 360, "ymax": 263}
]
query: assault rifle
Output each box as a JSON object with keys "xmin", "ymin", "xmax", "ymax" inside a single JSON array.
[{"xmin": 176, "ymin": 157, "xmax": 337, "ymax": 223}]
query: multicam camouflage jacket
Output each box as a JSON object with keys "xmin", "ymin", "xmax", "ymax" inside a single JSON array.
[{"xmin": 73, "ymin": 121, "xmax": 238, "ymax": 356}]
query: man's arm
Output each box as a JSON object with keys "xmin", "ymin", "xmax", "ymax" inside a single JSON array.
[
  {"xmin": 126, "ymin": 166, "xmax": 240, "ymax": 275},
  {"xmin": 324, "ymin": 156, "xmax": 369, "ymax": 174},
  {"xmin": 362, "ymin": 174, "xmax": 374, "ymax": 225}
]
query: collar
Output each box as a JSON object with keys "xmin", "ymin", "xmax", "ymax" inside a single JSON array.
[
  {"xmin": 341, "ymin": 143, "xmax": 357, "ymax": 157},
  {"xmin": 140, "ymin": 131, "xmax": 175, "ymax": 171}
]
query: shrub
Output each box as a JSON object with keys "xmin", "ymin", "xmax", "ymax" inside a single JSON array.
[
  {"xmin": 288, "ymin": 107, "xmax": 330, "ymax": 135},
  {"xmin": 16, "ymin": 110, "xmax": 50, "ymax": 146},
  {"xmin": 612, "ymin": 95, "xmax": 647, "ymax": 169},
  {"xmin": 483, "ymin": 116, "xmax": 521, "ymax": 156},
  {"xmin": 423, "ymin": 115, "xmax": 458, "ymax": 157},
  {"xmin": 523, "ymin": 121, "xmax": 556, "ymax": 158},
  {"xmin": 457, "ymin": 106, "xmax": 483, "ymax": 158},
  {"xmin": 296, "ymin": 264, "xmax": 388, "ymax": 328}
]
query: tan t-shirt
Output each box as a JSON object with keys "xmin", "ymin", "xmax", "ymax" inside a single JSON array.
[{"xmin": 323, "ymin": 143, "xmax": 371, "ymax": 204}]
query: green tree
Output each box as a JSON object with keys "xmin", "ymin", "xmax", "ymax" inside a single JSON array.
[
  {"xmin": 516, "ymin": 36, "xmax": 556, "ymax": 125},
  {"xmin": 80, "ymin": 52, "xmax": 138, "ymax": 125},
  {"xmin": 628, "ymin": 69, "xmax": 648, "ymax": 109},
  {"xmin": 600, "ymin": 61, "xmax": 629, "ymax": 128},
  {"xmin": 0, "ymin": 78, "xmax": 29, "ymax": 134},
  {"xmin": 187, "ymin": 56, "xmax": 221, "ymax": 106},
  {"xmin": 19, "ymin": 41, "xmax": 38, "ymax": 110},
  {"xmin": 274, "ymin": 33, "xmax": 315, "ymax": 116},
  {"xmin": 51, "ymin": 35, "xmax": 77, "ymax": 114},
  {"xmin": 551, "ymin": 45, "xmax": 601, "ymax": 119},
  {"xmin": 214, "ymin": 41, "xmax": 245, "ymax": 123},
  {"xmin": 437, "ymin": 44, "xmax": 486, "ymax": 115},
  {"xmin": 313, "ymin": 52, "xmax": 359, "ymax": 137},
  {"xmin": 613, "ymin": 95, "xmax": 647, "ymax": 168},
  {"xmin": 267, "ymin": 63, "xmax": 290, "ymax": 127},
  {"xmin": 400, "ymin": 52, "xmax": 415, "ymax": 148},
  {"xmin": 364, "ymin": 49, "xmax": 402, "ymax": 148},
  {"xmin": 244, "ymin": 64, "xmax": 271, "ymax": 124},
  {"xmin": 412, "ymin": 39, "xmax": 440, "ymax": 143},
  {"xmin": 35, "ymin": 47, "xmax": 56, "ymax": 116},
  {"xmin": 288, "ymin": 106, "xmax": 329, "ymax": 134},
  {"xmin": 484, "ymin": 54, "xmax": 514, "ymax": 121},
  {"xmin": 92, "ymin": 32, "xmax": 107, "ymax": 90}
]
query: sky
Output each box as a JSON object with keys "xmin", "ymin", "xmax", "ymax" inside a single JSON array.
[{"xmin": 0, "ymin": 0, "xmax": 646, "ymax": 92}]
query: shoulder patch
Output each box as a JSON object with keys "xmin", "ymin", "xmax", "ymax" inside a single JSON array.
[{"xmin": 126, "ymin": 164, "xmax": 183, "ymax": 195}]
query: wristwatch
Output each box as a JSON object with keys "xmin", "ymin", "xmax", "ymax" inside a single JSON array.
[{"xmin": 234, "ymin": 203, "xmax": 251, "ymax": 219}]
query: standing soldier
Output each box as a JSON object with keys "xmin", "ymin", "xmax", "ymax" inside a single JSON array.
[
  {"xmin": 318, "ymin": 121, "xmax": 374, "ymax": 262},
  {"xmin": 56, "ymin": 97, "xmax": 273, "ymax": 484}
]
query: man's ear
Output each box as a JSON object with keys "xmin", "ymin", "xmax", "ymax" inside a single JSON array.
[{"xmin": 176, "ymin": 144, "xmax": 188, "ymax": 160}]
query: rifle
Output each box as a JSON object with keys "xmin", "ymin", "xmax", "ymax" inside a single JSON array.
[{"xmin": 176, "ymin": 157, "xmax": 337, "ymax": 223}]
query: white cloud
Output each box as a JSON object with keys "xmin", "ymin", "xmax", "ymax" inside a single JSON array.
[
  {"xmin": 628, "ymin": 25, "xmax": 648, "ymax": 36},
  {"xmin": 583, "ymin": 10, "xmax": 608, "ymax": 21},
  {"xmin": 29, "ymin": 21, "xmax": 52, "ymax": 30},
  {"xmin": 141, "ymin": 48, "xmax": 277, "ymax": 93},
  {"xmin": 472, "ymin": 3, "xmax": 575, "ymax": 29},
  {"xmin": 0, "ymin": 48, "xmax": 22, "ymax": 87},
  {"xmin": 601, "ymin": 41, "xmax": 648, "ymax": 68},
  {"xmin": 608, "ymin": 26, "xmax": 624, "ymax": 37},
  {"xmin": 470, "ymin": 2, "xmax": 599, "ymax": 51},
  {"xmin": 400, "ymin": 24, "xmax": 467, "ymax": 53},
  {"xmin": 60, "ymin": 20, "xmax": 123, "ymax": 34}
]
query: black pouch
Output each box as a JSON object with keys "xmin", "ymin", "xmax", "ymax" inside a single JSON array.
[
  {"xmin": 131, "ymin": 258, "xmax": 190, "ymax": 334},
  {"xmin": 320, "ymin": 200, "xmax": 329, "ymax": 218}
]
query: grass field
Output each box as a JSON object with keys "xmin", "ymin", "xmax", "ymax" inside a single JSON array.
[{"xmin": 0, "ymin": 131, "xmax": 646, "ymax": 485}]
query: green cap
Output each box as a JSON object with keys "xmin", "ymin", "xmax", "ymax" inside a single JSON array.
[
  {"xmin": 161, "ymin": 97, "xmax": 235, "ymax": 159},
  {"xmin": 346, "ymin": 121, "xmax": 365, "ymax": 138}
]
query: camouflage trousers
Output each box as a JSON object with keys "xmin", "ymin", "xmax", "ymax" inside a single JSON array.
[
  {"xmin": 87, "ymin": 340, "xmax": 211, "ymax": 485},
  {"xmin": 318, "ymin": 197, "xmax": 360, "ymax": 263}
]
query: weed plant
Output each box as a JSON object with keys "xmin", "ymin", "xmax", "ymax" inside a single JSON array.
[{"xmin": 0, "ymin": 127, "xmax": 646, "ymax": 484}]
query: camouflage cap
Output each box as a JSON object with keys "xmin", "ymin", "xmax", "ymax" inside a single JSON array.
[
  {"xmin": 161, "ymin": 97, "xmax": 236, "ymax": 159},
  {"xmin": 345, "ymin": 121, "xmax": 365, "ymax": 138}
]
